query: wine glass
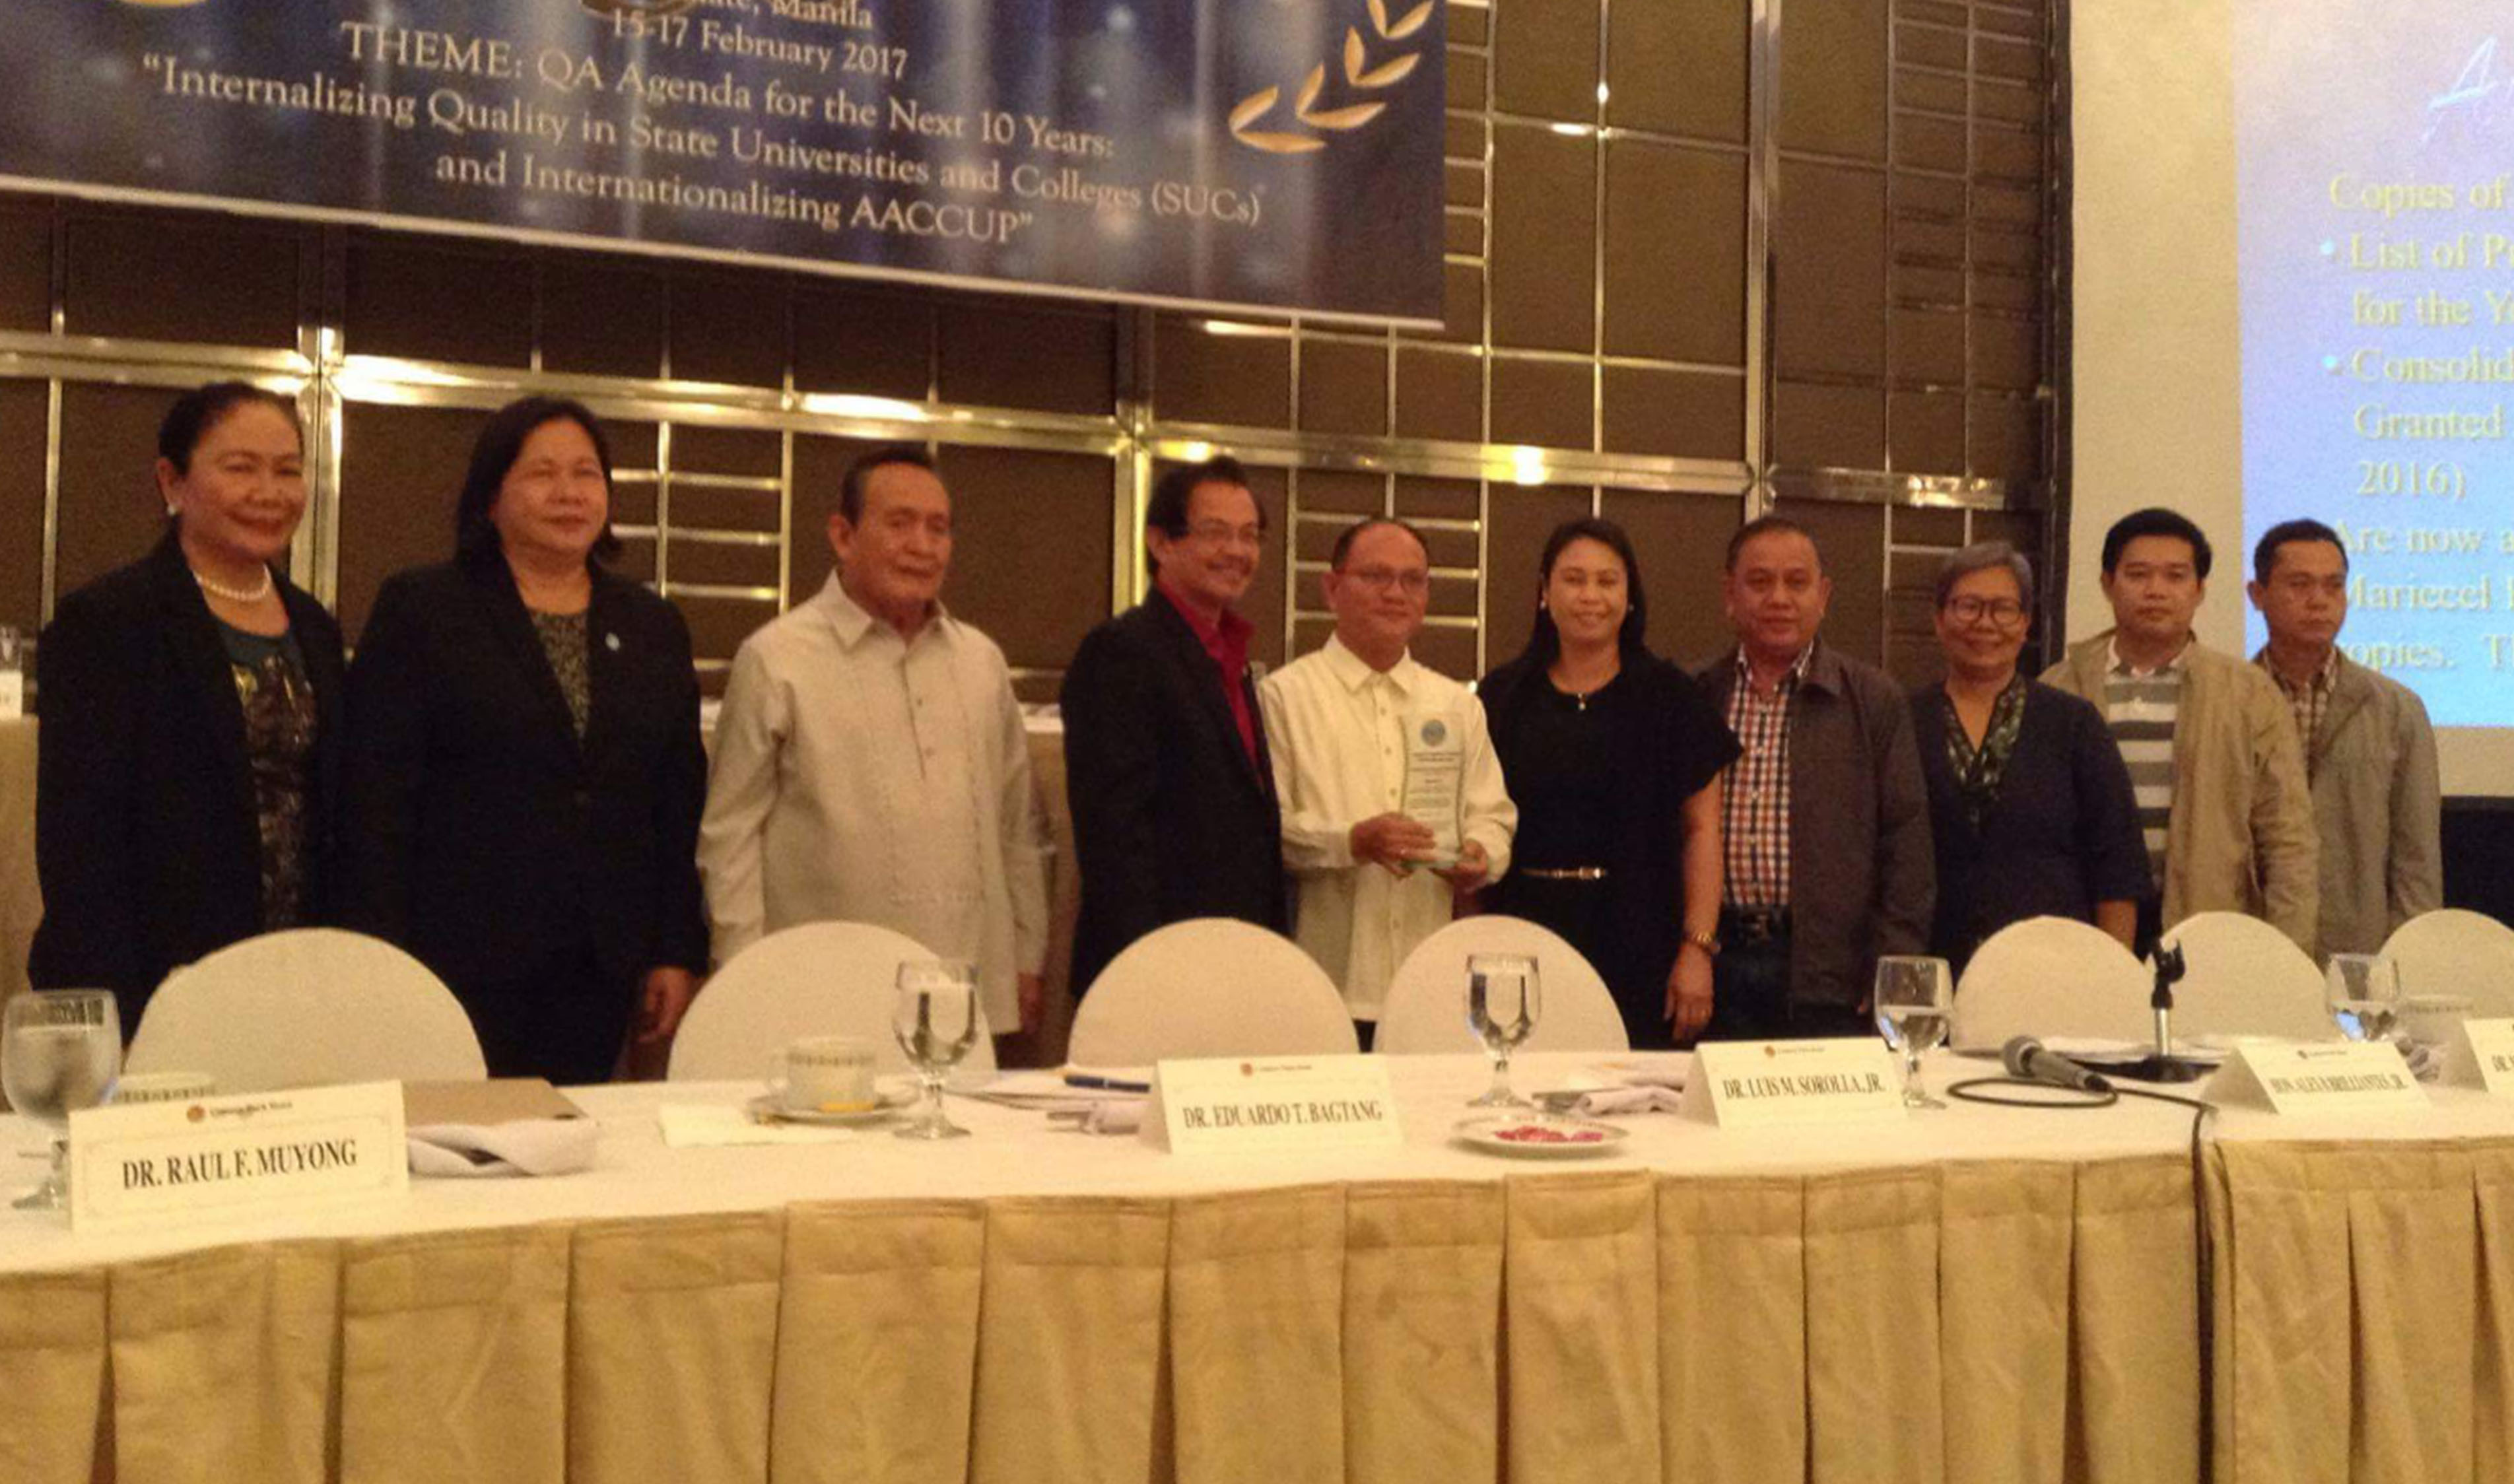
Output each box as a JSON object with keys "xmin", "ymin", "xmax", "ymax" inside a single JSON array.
[
  {"xmin": 2, "ymin": 990, "xmax": 122, "ymax": 1211},
  {"xmin": 892, "ymin": 961, "xmax": 978, "ymax": 1140},
  {"xmin": 1464, "ymin": 953, "xmax": 1541, "ymax": 1108},
  {"xmin": 2325, "ymin": 954, "xmax": 2400, "ymax": 1043},
  {"xmin": 1872, "ymin": 957, "xmax": 1952, "ymax": 1109}
]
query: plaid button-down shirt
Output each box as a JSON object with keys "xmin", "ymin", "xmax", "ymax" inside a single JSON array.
[
  {"xmin": 2255, "ymin": 645, "xmax": 2338, "ymax": 774},
  {"xmin": 1721, "ymin": 644, "xmax": 1815, "ymax": 909}
]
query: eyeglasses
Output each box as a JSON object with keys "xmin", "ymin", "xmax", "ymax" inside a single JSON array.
[
  {"xmin": 1946, "ymin": 596, "xmax": 2027, "ymax": 626},
  {"xmin": 1183, "ymin": 521, "xmax": 1264, "ymax": 551},
  {"xmin": 1340, "ymin": 566, "xmax": 1431, "ymax": 595}
]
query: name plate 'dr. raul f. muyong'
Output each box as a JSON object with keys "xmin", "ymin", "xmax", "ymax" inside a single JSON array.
[{"xmin": 67, "ymin": 1081, "xmax": 408, "ymax": 1234}]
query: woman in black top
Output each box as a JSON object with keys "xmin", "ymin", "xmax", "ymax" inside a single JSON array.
[
  {"xmin": 31, "ymin": 383, "xmax": 347, "ymax": 1029},
  {"xmin": 1479, "ymin": 519, "xmax": 1740, "ymax": 1050},
  {"xmin": 1911, "ymin": 542, "xmax": 2149, "ymax": 974},
  {"xmin": 341, "ymin": 397, "xmax": 708, "ymax": 1083}
]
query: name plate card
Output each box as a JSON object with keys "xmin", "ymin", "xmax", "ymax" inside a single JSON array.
[
  {"xmin": 1678, "ymin": 1039, "xmax": 1903, "ymax": 1128},
  {"xmin": 67, "ymin": 1081, "xmax": 408, "ymax": 1234},
  {"xmin": 1145, "ymin": 1055, "xmax": 1403, "ymax": 1154},
  {"xmin": 2206, "ymin": 1040, "xmax": 2428, "ymax": 1114},
  {"xmin": 2447, "ymin": 1018, "xmax": 2514, "ymax": 1095}
]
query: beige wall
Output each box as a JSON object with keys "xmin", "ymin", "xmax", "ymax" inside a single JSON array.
[{"xmin": 2067, "ymin": 0, "xmax": 2244, "ymax": 656}]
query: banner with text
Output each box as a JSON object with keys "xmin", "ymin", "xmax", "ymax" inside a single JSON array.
[{"xmin": 0, "ymin": 0, "xmax": 1446, "ymax": 324}]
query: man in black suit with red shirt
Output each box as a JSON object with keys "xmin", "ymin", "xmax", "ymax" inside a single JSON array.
[{"xmin": 1061, "ymin": 456, "xmax": 1288, "ymax": 996}]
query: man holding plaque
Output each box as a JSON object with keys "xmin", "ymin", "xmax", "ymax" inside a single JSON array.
[{"xmin": 1260, "ymin": 519, "xmax": 1516, "ymax": 1044}]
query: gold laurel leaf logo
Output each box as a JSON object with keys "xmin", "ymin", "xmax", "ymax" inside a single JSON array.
[{"xmin": 1232, "ymin": 0, "xmax": 1437, "ymax": 154}]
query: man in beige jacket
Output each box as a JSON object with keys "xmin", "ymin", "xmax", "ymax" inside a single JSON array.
[
  {"xmin": 2246, "ymin": 518, "xmax": 2441, "ymax": 959},
  {"xmin": 2043, "ymin": 508, "xmax": 2317, "ymax": 953}
]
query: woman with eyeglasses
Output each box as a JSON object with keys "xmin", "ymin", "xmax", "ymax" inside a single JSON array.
[{"xmin": 1911, "ymin": 541, "xmax": 2150, "ymax": 973}]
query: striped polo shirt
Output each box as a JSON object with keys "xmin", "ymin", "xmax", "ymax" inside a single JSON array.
[{"xmin": 2102, "ymin": 638, "xmax": 2187, "ymax": 885}]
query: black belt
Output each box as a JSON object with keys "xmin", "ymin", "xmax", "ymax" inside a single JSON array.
[
  {"xmin": 1720, "ymin": 906, "xmax": 1792, "ymax": 943},
  {"xmin": 1518, "ymin": 865, "xmax": 1608, "ymax": 881}
]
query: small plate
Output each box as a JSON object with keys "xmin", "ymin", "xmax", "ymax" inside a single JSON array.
[
  {"xmin": 749, "ymin": 1084, "xmax": 917, "ymax": 1126},
  {"xmin": 1454, "ymin": 1114, "xmax": 1629, "ymax": 1157}
]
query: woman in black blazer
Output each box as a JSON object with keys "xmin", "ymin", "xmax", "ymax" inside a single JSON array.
[
  {"xmin": 31, "ymin": 383, "xmax": 347, "ymax": 1029},
  {"xmin": 1911, "ymin": 541, "xmax": 2150, "ymax": 975},
  {"xmin": 341, "ymin": 397, "xmax": 708, "ymax": 1083}
]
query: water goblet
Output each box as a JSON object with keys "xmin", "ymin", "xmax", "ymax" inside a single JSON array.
[
  {"xmin": 1464, "ymin": 953, "xmax": 1542, "ymax": 1108},
  {"xmin": 892, "ymin": 961, "xmax": 979, "ymax": 1140},
  {"xmin": 1872, "ymin": 956, "xmax": 1953, "ymax": 1110}
]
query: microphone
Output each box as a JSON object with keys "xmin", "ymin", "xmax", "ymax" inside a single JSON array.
[{"xmin": 2002, "ymin": 1035, "xmax": 2113, "ymax": 1093}]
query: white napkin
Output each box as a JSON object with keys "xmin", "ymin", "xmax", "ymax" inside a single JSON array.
[
  {"xmin": 657, "ymin": 1104, "xmax": 854, "ymax": 1148},
  {"xmin": 1590, "ymin": 1054, "xmax": 1690, "ymax": 1090},
  {"xmin": 1568, "ymin": 1085, "xmax": 1686, "ymax": 1118},
  {"xmin": 1049, "ymin": 1099, "xmax": 1146, "ymax": 1135},
  {"xmin": 407, "ymin": 1118, "xmax": 597, "ymax": 1178}
]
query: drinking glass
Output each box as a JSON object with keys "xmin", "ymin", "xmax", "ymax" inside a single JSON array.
[
  {"xmin": 2325, "ymin": 954, "xmax": 2401, "ymax": 1043},
  {"xmin": 1464, "ymin": 953, "xmax": 1541, "ymax": 1107},
  {"xmin": 891, "ymin": 961, "xmax": 978, "ymax": 1140},
  {"xmin": 1872, "ymin": 956, "xmax": 1953, "ymax": 1109},
  {"xmin": 2, "ymin": 990, "xmax": 121, "ymax": 1211}
]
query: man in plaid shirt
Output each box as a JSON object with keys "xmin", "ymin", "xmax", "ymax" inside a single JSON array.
[{"xmin": 1697, "ymin": 516, "xmax": 1934, "ymax": 1039}]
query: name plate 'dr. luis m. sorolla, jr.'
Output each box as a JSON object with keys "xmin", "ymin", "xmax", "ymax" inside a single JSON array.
[
  {"xmin": 1680, "ymin": 1039, "xmax": 1906, "ymax": 1128},
  {"xmin": 67, "ymin": 1081, "xmax": 408, "ymax": 1234}
]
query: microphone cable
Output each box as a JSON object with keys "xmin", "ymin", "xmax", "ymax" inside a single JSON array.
[{"xmin": 1943, "ymin": 1073, "xmax": 2220, "ymax": 1483}]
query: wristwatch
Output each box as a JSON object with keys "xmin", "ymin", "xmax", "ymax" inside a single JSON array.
[{"xmin": 1681, "ymin": 928, "xmax": 1722, "ymax": 959}]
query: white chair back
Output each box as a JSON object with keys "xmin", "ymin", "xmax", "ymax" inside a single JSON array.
[
  {"xmin": 2157, "ymin": 911, "xmax": 2336, "ymax": 1040},
  {"xmin": 1375, "ymin": 916, "xmax": 1630, "ymax": 1054},
  {"xmin": 2380, "ymin": 908, "xmax": 2514, "ymax": 1019},
  {"xmin": 1952, "ymin": 916, "xmax": 2150, "ymax": 1050},
  {"xmin": 125, "ymin": 928, "xmax": 486, "ymax": 1091},
  {"xmin": 668, "ymin": 922, "xmax": 998, "ymax": 1081},
  {"xmin": 1068, "ymin": 919, "xmax": 1358, "ymax": 1065}
]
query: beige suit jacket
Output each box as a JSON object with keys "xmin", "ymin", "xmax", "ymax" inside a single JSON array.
[{"xmin": 2044, "ymin": 632, "xmax": 2318, "ymax": 951}]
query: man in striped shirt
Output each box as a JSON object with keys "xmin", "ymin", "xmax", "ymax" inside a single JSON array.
[{"xmin": 2044, "ymin": 508, "xmax": 2316, "ymax": 954}]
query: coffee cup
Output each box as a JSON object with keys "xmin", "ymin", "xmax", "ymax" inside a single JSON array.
[
  {"xmin": 769, "ymin": 1036, "xmax": 877, "ymax": 1113},
  {"xmin": 113, "ymin": 1071, "xmax": 217, "ymax": 1106}
]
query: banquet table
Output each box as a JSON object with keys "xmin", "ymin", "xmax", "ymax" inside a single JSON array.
[{"xmin": 0, "ymin": 1050, "xmax": 2507, "ymax": 1484}]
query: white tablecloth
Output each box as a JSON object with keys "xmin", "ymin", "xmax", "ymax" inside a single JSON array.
[
  {"xmin": 0, "ymin": 1051, "xmax": 2506, "ymax": 1484},
  {"xmin": 5, "ymin": 1050, "xmax": 2505, "ymax": 1274}
]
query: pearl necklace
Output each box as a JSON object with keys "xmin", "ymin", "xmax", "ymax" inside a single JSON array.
[{"xmin": 193, "ymin": 566, "xmax": 273, "ymax": 603}]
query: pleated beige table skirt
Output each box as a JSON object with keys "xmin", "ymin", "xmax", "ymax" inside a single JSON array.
[
  {"xmin": 1, "ymin": 1032, "xmax": 2508, "ymax": 1484},
  {"xmin": 5, "ymin": 1139, "xmax": 2502, "ymax": 1484}
]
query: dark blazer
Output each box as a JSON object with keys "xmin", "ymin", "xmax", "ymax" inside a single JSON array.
[
  {"xmin": 1909, "ymin": 679, "xmax": 2151, "ymax": 974},
  {"xmin": 29, "ymin": 531, "xmax": 347, "ymax": 1024},
  {"xmin": 338, "ymin": 551, "xmax": 708, "ymax": 1008},
  {"xmin": 1060, "ymin": 594, "xmax": 1287, "ymax": 995},
  {"xmin": 1699, "ymin": 642, "xmax": 1935, "ymax": 1009}
]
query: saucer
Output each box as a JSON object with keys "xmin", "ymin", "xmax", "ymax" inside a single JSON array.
[{"xmin": 748, "ymin": 1085, "xmax": 916, "ymax": 1126}]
